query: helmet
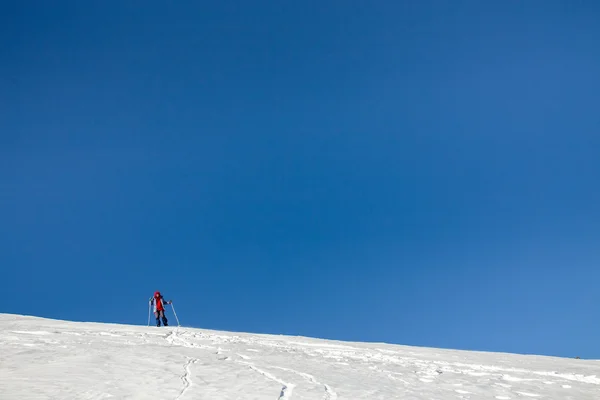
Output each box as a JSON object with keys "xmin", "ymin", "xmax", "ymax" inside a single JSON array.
[{"xmin": 154, "ymin": 291, "xmax": 161, "ymax": 298}]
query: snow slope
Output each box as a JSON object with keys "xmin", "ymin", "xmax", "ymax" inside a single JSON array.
[{"xmin": 1, "ymin": 314, "xmax": 599, "ymax": 399}]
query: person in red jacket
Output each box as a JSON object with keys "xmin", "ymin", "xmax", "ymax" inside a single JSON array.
[{"xmin": 150, "ymin": 291, "xmax": 172, "ymax": 327}]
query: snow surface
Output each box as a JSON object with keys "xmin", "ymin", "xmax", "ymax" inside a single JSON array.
[{"xmin": 1, "ymin": 314, "xmax": 599, "ymax": 399}]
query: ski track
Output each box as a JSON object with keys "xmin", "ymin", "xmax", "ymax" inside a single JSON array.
[
  {"xmin": 238, "ymin": 361, "xmax": 295, "ymax": 399},
  {"xmin": 167, "ymin": 329, "xmax": 214, "ymax": 351},
  {"xmin": 61, "ymin": 325, "xmax": 600, "ymax": 399},
  {"xmin": 175, "ymin": 357, "xmax": 197, "ymax": 400},
  {"xmin": 272, "ymin": 366, "xmax": 338, "ymax": 400},
  {"xmin": 165, "ymin": 330, "xmax": 176, "ymax": 345},
  {"xmin": 303, "ymin": 347, "xmax": 600, "ymax": 387},
  {"xmin": 6, "ymin": 315, "xmax": 600, "ymax": 400},
  {"xmin": 133, "ymin": 327, "xmax": 600, "ymax": 399},
  {"xmin": 15, "ymin": 325, "xmax": 595, "ymax": 387}
]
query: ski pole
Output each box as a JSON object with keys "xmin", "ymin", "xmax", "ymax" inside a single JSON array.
[
  {"xmin": 170, "ymin": 302, "xmax": 181, "ymax": 327},
  {"xmin": 147, "ymin": 300, "xmax": 151, "ymax": 327}
]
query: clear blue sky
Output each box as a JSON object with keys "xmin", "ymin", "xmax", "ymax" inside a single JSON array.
[{"xmin": 1, "ymin": 1, "xmax": 599, "ymax": 358}]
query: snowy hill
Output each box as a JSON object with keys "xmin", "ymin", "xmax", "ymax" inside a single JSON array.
[{"xmin": 1, "ymin": 314, "xmax": 599, "ymax": 399}]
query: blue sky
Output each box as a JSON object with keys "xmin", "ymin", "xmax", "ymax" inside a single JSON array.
[{"xmin": 1, "ymin": 1, "xmax": 599, "ymax": 358}]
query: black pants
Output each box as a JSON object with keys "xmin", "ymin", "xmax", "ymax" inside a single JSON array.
[{"xmin": 155, "ymin": 310, "xmax": 168, "ymax": 327}]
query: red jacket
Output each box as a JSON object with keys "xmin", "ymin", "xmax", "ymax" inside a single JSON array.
[{"xmin": 151, "ymin": 292, "xmax": 169, "ymax": 312}]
